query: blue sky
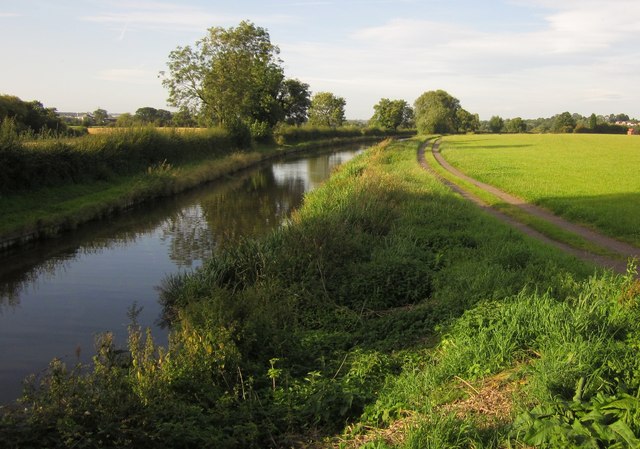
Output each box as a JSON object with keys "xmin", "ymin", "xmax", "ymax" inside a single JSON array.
[{"xmin": 1, "ymin": 0, "xmax": 639, "ymax": 120}]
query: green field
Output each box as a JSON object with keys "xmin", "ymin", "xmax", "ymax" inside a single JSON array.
[{"xmin": 440, "ymin": 134, "xmax": 640, "ymax": 245}]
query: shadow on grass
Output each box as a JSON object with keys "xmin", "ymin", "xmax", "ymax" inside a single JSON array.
[{"xmin": 537, "ymin": 192, "xmax": 640, "ymax": 246}]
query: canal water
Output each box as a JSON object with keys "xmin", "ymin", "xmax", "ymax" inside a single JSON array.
[{"xmin": 0, "ymin": 145, "xmax": 365, "ymax": 404}]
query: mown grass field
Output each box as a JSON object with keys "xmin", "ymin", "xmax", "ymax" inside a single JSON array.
[
  {"xmin": 4, "ymin": 138, "xmax": 640, "ymax": 448},
  {"xmin": 440, "ymin": 134, "xmax": 640, "ymax": 246}
]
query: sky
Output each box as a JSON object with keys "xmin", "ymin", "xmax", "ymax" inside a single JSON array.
[{"xmin": 1, "ymin": 0, "xmax": 640, "ymax": 120}]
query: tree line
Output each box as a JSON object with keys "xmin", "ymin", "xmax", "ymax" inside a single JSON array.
[
  {"xmin": 3, "ymin": 19, "xmax": 636, "ymax": 142},
  {"xmin": 483, "ymin": 112, "xmax": 634, "ymax": 134}
]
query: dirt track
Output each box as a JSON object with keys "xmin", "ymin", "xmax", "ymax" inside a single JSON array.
[{"xmin": 418, "ymin": 139, "xmax": 638, "ymax": 275}]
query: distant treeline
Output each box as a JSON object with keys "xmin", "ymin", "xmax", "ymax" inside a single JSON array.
[
  {"xmin": 482, "ymin": 112, "xmax": 633, "ymax": 134},
  {"xmin": 273, "ymin": 124, "xmax": 413, "ymax": 145}
]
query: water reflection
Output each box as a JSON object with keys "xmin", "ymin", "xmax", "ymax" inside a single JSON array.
[{"xmin": 0, "ymin": 145, "xmax": 364, "ymax": 403}]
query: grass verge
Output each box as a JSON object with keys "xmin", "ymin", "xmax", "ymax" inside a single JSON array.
[{"xmin": 2, "ymin": 138, "xmax": 639, "ymax": 448}]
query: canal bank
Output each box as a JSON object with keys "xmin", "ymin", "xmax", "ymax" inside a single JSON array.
[
  {"xmin": 0, "ymin": 136, "xmax": 386, "ymax": 252},
  {"xmin": 0, "ymin": 143, "xmax": 367, "ymax": 403}
]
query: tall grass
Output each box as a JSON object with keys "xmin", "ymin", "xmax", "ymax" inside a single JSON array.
[{"xmin": 0, "ymin": 127, "xmax": 234, "ymax": 193}]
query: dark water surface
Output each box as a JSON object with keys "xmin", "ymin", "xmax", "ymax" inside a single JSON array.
[{"xmin": 0, "ymin": 145, "xmax": 364, "ymax": 404}]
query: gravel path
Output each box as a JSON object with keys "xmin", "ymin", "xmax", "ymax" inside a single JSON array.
[{"xmin": 418, "ymin": 139, "xmax": 636, "ymax": 275}]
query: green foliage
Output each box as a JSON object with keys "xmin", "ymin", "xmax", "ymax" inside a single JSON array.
[
  {"xmin": 91, "ymin": 108, "xmax": 109, "ymax": 126},
  {"xmin": 0, "ymin": 117, "xmax": 20, "ymax": 148},
  {"xmin": 401, "ymin": 414, "xmax": 492, "ymax": 449},
  {"xmin": 0, "ymin": 94, "xmax": 67, "ymax": 134},
  {"xmin": 133, "ymin": 107, "xmax": 173, "ymax": 126},
  {"xmin": 171, "ymin": 108, "xmax": 197, "ymax": 127},
  {"xmin": 514, "ymin": 392, "xmax": 640, "ymax": 448},
  {"xmin": 369, "ymin": 98, "xmax": 414, "ymax": 131},
  {"xmin": 488, "ymin": 115, "xmax": 504, "ymax": 133},
  {"xmin": 504, "ymin": 117, "xmax": 527, "ymax": 133},
  {"xmin": 272, "ymin": 123, "xmax": 404, "ymax": 145},
  {"xmin": 279, "ymin": 78, "xmax": 311, "ymax": 126},
  {"xmin": 456, "ymin": 108, "xmax": 480, "ymax": 133},
  {"xmin": 413, "ymin": 90, "xmax": 462, "ymax": 134},
  {"xmin": 574, "ymin": 122, "xmax": 628, "ymax": 134},
  {"xmin": 162, "ymin": 20, "xmax": 285, "ymax": 136},
  {"xmin": 308, "ymin": 92, "xmax": 346, "ymax": 128},
  {"xmin": 553, "ymin": 111, "xmax": 577, "ymax": 133}
]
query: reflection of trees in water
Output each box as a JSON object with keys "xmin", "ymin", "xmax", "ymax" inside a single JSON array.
[
  {"xmin": 198, "ymin": 168, "xmax": 306, "ymax": 248},
  {"xmin": 0, "ymin": 239, "xmax": 129, "ymax": 313},
  {"xmin": 0, "ymin": 194, "xmax": 203, "ymax": 310},
  {"xmin": 307, "ymin": 154, "xmax": 332, "ymax": 188},
  {"xmin": 142, "ymin": 165, "xmax": 311, "ymax": 267},
  {"xmin": 160, "ymin": 206, "xmax": 215, "ymax": 267},
  {"xmin": 0, "ymin": 147, "xmax": 363, "ymax": 309}
]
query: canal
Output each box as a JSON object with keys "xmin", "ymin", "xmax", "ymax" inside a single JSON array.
[{"xmin": 0, "ymin": 144, "xmax": 365, "ymax": 404}]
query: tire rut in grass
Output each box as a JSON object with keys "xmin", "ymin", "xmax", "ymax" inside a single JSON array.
[{"xmin": 417, "ymin": 139, "xmax": 633, "ymax": 276}]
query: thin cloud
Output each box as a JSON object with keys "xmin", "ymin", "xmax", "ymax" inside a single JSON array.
[
  {"xmin": 282, "ymin": 1, "xmax": 640, "ymax": 118},
  {"xmin": 0, "ymin": 12, "xmax": 20, "ymax": 18},
  {"xmin": 97, "ymin": 68, "xmax": 158, "ymax": 85},
  {"xmin": 82, "ymin": 1, "xmax": 294, "ymax": 33}
]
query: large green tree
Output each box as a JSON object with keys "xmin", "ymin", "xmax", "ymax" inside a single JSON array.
[
  {"xmin": 369, "ymin": 98, "xmax": 414, "ymax": 131},
  {"xmin": 162, "ymin": 21, "xmax": 285, "ymax": 133},
  {"xmin": 308, "ymin": 92, "xmax": 346, "ymax": 127},
  {"xmin": 413, "ymin": 90, "xmax": 461, "ymax": 134}
]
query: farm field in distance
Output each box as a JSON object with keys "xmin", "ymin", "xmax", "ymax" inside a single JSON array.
[{"xmin": 440, "ymin": 134, "xmax": 640, "ymax": 246}]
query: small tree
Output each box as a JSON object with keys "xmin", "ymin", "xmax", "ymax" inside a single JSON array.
[
  {"xmin": 172, "ymin": 108, "xmax": 197, "ymax": 127},
  {"xmin": 552, "ymin": 112, "xmax": 575, "ymax": 133},
  {"xmin": 488, "ymin": 115, "xmax": 504, "ymax": 133},
  {"xmin": 115, "ymin": 113, "xmax": 135, "ymax": 127},
  {"xmin": 370, "ymin": 98, "xmax": 413, "ymax": 131},
  {"xmin": 279, "ymin": 78, "xmax": 311, "ymax": 126},
  {"xmin": 93, "ymin": 108, "xmax": 109, "ymax": 126},
  {"xmin": 134, "ymin": 107, "xmax": 173, "ymax": 126},
  {"xmin": 504, "ymin": 117, "xmax": 526, "ymax": 133},
  {"xmin": 308, "ymin": 92, "xmax": 346, "ymax": 127},
  {"xmin": 456, "ymin": 108, "xmax": 480, "ymax": 133}
]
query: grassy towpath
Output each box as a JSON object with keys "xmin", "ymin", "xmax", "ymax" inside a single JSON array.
[{"xmin": 419, "ymin": 139, "xmax": 636, "ymax": 275}]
